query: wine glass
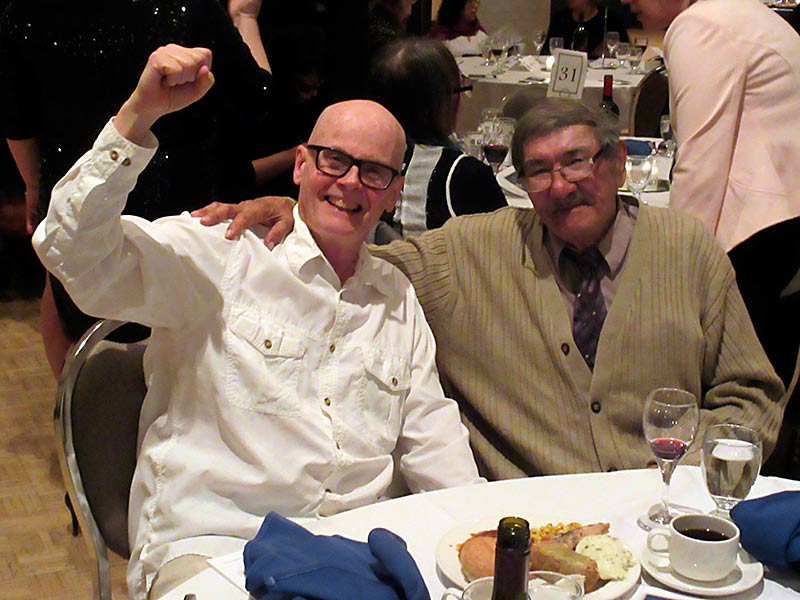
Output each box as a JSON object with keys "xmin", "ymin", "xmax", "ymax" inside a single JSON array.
[
  {"xmin": 481, "ymin": 37, "xmax": 495, "ymax": 66},
  {"xmin": 625, "ymin": 153, "xmax": 654, "ymax": 203},
  {"xmin": 615, "ymin": 42, "xmax": 630, "ymax": 70},
  {"xmin": 549, "ymin": 37, "xmax": 564, "ymax": 55},
  {"xmin": 657, "ymin": 115, "xmax": 676, "ymax": 159},
  {"xmin": 482, "ymin": 117, "xmax": 515, "ymax": 174},
  {"xmin": 701, "ymin": 424, "xmax": 762, "ymax": 519},
  {"xmin": 460, "ymin": 131, "xmax": 484, "ymax": 160},
  {"xmin": 531, "ymin": 32, "xmax": 547, "ymax": 56},
  {"xmin": 604, "ymin": 31, "xmax": 620, "ymax": 67},
  {"xmin": 638, "ymin": 388, "xmax": 699, "ymax": 531},
  {"xmin": 627, "ymin": 46, "xmax": 644, "ymax": 74}
]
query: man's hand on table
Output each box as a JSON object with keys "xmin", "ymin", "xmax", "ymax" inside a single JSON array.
[{"xmin": 191, "ymin": 196, "xmax": 295, "ymax": 249}]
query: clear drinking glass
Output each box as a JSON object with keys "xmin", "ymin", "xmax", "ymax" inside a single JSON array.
[
  {"xmin": 549, "ymin": 37, "xmax": 564, "ymax": 55},
  {"xmin": 615, "ymin": 42, "xmax": 630, "ymax": 70},
  {"xmin": 657, "ymin": 115, "xmax": 677, "ymax": 159},
  {"xmin": 701, "ymin": 424, "xmax": 762, "ymax": 519},
  {"xmin": 460, "ymin": 131, "xmax": 484, "ymax": 160},
  {"xmin": 625, "ymin": 154, "xmax": 654, "ymax": 203},
  {"xmin": 604, "ymin": 31, "xmax": 620, "ymax": 67},
  {"xmin": 638, "ymin": 388, "xmax": 699, "ymax": 531},
  {"xmin": 627, "ymin": 46, "xmax": 644, "ymax": 74},
  {"xmin": 531, "ymin": 32, "xmax": 547, "ymax": 56}
]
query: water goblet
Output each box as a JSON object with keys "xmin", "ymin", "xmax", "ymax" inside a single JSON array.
[
  {"xmin": 481, "ymin": 37, "xmax": 495, "ymax": 66},
  {"xmin": 657, "ymin": 115, "xmax": 677, "ymax": 159},
  {"xmin": 701, "ymin": 424, "xmax": 762, "ymax": 519},
  {"xmin": 604, "ymin": 31, "xmax": 620, "ymax": 67},
  {"xmin": 531, "ymin": 32, "xmax": 547, "ymax": 56},
  {"xmin": 549, "ymin": 37, "xmax": 564, "ymax": 55},
  {"xmin": 625, "ymin": 153, "xmax": 654, "ymax": 203},
  {"xmin": 638, "ymin": 387, "xmax": 699, "ymax": 531},
  {"xmin": 615, "ymin": 42, "xmax": 630, "ymax": 70},
  {"xmin": 627, "ymin": 46, "xmax": 644, "ymax": 74},
  {"xmin": 482, "ymin": 117, "xmax": 515, "ymax": 174},
  {"xmin": 460, "ymin": 131, "xmax": 484, "ymax": 160}
]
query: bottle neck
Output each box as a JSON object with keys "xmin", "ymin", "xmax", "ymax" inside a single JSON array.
[{"xmin": 603, "ymin": 75, "xmax": 614, "ymax": 99}]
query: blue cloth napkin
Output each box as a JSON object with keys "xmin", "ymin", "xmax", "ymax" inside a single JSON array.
[
  {"xmin": 243, "ymin": 512, "xmax": 431, "ymax": 600},
  {"xmin": 624, "ymin": 139, "xmax": 654, "ymax": 156},
  {"xmin": 730, "ymin": 491, "xmax": 800, "ymax": 568}
]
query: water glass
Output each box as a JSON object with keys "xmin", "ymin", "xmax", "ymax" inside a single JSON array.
[
  {"xmin": 549, "ymin": 37, "xmax": 564, "ymax": 55},
  {"xmin": 460, "ymin": 131, "xmax": 484, "ymax": 160},
  {"xmin": 625, "ymin": 154, "xmax": 654, "ymax": 202},
  {"xmin": 615, "ymin": 42, "xmax": 630, "ymax": 69},
  {"xmin": 627, "ymin": 46, "xmax": 644, "ymax": 74},
  {"xmin": 604, "ymin": 31, "xmax": 620, "ymax": 65},
  {"xmin": 531, "ymin": 32, "xmax": 547, "ymax": 56},
  {"xmin": 701, "ymin": 424, "xmax": 762, "ymax": 519}
]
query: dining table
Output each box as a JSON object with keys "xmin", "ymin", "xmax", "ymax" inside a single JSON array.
[
  {"xmin": 456, "ymin": 55, "xmax": 647, "ymax": 136},
  {"xmin": 161, "ymin": 466, "xmax": 800, "ymax": 600}
]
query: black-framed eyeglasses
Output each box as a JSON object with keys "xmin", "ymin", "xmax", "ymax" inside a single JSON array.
[
  {"xmin": 453, "ymin": 84, "xmax": 473, "ymax": 95},
  {"xmin": 306, "ymin": 145, "xmax": 403, "ymax": 191},
  {"xmin": 520, "ymin": 147, "xmax": 606, "ymax": 193}
]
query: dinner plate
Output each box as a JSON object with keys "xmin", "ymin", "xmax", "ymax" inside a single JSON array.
[
  {"xmin": 435, "ymin": 517, "xmax": 641, "ymax": 600},
  {"xmin": 640, "ymin": 547, "xmax": 763, "ymax": 597}
]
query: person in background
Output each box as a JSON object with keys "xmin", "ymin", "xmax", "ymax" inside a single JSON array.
[
  {"xmin": 369, "ymin": 37, "xmax": 506, "ymax": 237},
  {"xmin": 624, "ymin": 0, "xmax": 800, "ymax": 391},
  {"xmin": 196, "ymin": 98, "xmax": 785, "ymax": 480},
  {"xmin": 0, "ymin": 0, "xmax": 271, "ymax": 375},
  {"xmin": 248, "ymin": 24, "xmax": 327, "ymax": 199},
  {"xmin": 367, "ymin": 0, "xmax": 418, "ymax": 55},
  {"xmin": 545, "ymin": 0, "xmax": 629, "ymax": 59},
  {"xmin": 429, "ymin": 0, "xmax": 489, "ymax": 57},
  {"xmin": 33, "ymin": 44, "xmax": 482, "ymax": 600}
]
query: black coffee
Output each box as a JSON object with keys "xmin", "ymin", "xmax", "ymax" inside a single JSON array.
[{"xmin": 678, "ymin": 527, "xmax": 730, "ymax": 542}]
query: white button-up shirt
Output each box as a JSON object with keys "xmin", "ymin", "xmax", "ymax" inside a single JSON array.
[{"xmin": 33, "ymin": 120, "xmax": 482, "ymax": 600}]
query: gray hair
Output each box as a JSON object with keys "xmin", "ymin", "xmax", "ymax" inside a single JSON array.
[{"xmin": 511, "ymin": 98, "xmax": 620, "ymax": 174}]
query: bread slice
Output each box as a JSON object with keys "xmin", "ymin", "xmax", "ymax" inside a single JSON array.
[
  {"xmin": 458, "ymin": 533, "xmax": 496, "ymax": 581},
  {"xmin": 530, "ymin": 541, "xmax": 602, "ymax": 592}
]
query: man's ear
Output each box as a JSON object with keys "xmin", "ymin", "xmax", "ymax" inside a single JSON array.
[
  {"xmin": 293, "ymin": 145, "xmax": 309, "ymax": 186},
  {"xmin": 383, "ymin": 176, "xmax": 404, "ymax": 214},
  {"xmin": 613, "ymin": 140, "xmax": 627, "ymax": 188}
]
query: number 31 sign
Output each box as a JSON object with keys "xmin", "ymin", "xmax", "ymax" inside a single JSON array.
[{"xmin": 547, "ymin": 49, "xmax": 588, "ymax": 99}]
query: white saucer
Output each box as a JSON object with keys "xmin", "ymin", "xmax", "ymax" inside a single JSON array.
[{"xmin": 641, "ymin": 548, "xmax": 764, "ymax": 597}]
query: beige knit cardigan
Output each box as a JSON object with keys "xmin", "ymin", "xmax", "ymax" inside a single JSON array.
[{"xmin": 373, "ymin": 205, "xmax": 785, "ymax": 480}]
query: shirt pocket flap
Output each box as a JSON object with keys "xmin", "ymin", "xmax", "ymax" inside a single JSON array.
[
  {"xmin": 363, "ymin": 349, "xmax": 411, "ymax": 392},
  {"xmin": 228, "ymin": 307, "xmax": 306, "ymax": 358}
]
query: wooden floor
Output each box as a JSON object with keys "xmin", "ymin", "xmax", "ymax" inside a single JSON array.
[{"xmin": 0, "ymin": 294, "xmax": 129, "ymax": 599}]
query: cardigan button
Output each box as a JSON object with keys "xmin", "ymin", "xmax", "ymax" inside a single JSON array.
[
  {"xmin": 561, "ymin": 343, "xmax": 570, "ymax": 356},
  {"xmin": 591, "ymin": 401, "xmax": 601, "ymax": 413}
]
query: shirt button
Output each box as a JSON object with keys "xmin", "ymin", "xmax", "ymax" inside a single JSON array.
[
  {"xmin": 391, "ymin": 376, "xmax": 398, "ymax": 386},
  {"xmin": 324, "ymin": 397, "xmax": 331, "ymax": 406},
  {"xmin": 121, "ymin": 157, "xmax": 131, "ymax": 167},
  {"xmin": 264, "ymin": 339, "xmax": 272, "ymax": 350},
  {"xmin": 329, "ymin": 343, "xmax": 336, "ymax": 353},
  {"xmin": 591, "ymin": 401, "xmax": 601, "ymax": 413},
  {"xmin": 325, "ymin": 488, "xmax": 332, "ymax": 494},
  {"xmin": 109, "ymin": 150, "xmax": 119, "ymax": 161},
  {"xmin": 561, "ymin": 343, "xmax": 570, "ymax": 356}
]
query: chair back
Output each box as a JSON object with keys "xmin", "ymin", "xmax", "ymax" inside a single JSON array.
[
  {"xmin": 55, "ymin": 319, "xmax": 147, "ymax": 600},
  {"xmin": 629, "ymin": 65, "xmax": 669, "ymax": 137},
  {"xmin": 502, "ymin": 86, "xmax": 546, "ymax": 122}
]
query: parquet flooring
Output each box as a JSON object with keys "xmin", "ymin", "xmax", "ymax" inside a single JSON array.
[{"xmin": 0, "ymin": 295, "xmax": 129, "ymax": 600}]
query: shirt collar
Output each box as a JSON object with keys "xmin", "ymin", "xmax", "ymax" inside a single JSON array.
[{"xmin": 285, "ymin": 205, "xmax": 396, "ymax": 297}]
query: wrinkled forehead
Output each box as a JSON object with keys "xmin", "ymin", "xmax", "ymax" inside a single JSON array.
[
  {"xmin": 522, "ymin": 124, "xmax": 601, "ymax": 165},
  {"xmin": 311, "ymin": 105, "xmax": 406, "ymax": 169}
]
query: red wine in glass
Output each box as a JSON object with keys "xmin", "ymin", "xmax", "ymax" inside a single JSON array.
[
  {"xmin": 483, "ymin": 143, "xmax": 509, "ymax": 172},
  {"xmin": 650, "ymin": 437, "xmax": 689, "ymax": 461}
]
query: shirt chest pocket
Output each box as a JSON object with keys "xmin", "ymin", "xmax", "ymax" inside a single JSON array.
[
  {"xmin": 224, "ymin": 308, "xmax": 306, "ymax": 416},
  {"xmin": 359, "ymin": 350, "xmax": 410, "ymax": 451}
]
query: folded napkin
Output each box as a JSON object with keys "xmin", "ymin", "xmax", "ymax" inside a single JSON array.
[
  {"xmin": 243, "ymin": 512, "xmax": 430, "ymax": 600},
  {"xmin": 730, "ymin": 491, "xmax": 800, "ymax": 569},
  {"xmin": 624, "ymin": 139, "xmax": 654, "ymax": 156}
]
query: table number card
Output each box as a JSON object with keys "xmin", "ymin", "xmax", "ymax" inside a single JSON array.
[{"xmin": 547, "ymin": 50, "xmax": 588, "ymax": 99}]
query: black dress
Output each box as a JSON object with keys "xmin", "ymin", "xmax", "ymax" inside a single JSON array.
[
  {"xmin": 544, "ymin": 7, "xmax": 630, "ymax": 59},
  {"xmin": 0, "ymin": 0, "xmax": 272, "ymax": 338}
]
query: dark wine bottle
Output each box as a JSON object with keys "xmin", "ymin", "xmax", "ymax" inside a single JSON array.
[
  {"xmin": 599, "ymin": 75, "xmax": 620, "ymax": 119},
  {"xmin": 491, "ymin": 516, "xmax": 530, "ymax": 600},
  {"xmin": 572, "ymin": 14, "xmax": 589, "ymax": 53}
]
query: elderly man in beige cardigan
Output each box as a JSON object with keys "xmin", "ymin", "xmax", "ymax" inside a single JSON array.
[{"xmin": 197, "ymin": 98, "xmax": 785, "ymax": 481}]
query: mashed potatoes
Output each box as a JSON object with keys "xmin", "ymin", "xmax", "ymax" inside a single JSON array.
[{"xmin": 575, "ymin": 534, "xmax": 634, "ymax": 581}]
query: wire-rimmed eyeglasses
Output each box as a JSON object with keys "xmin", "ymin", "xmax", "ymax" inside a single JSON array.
[
  {"xmin": 520, "ymin": 147, "xmax": 606, "ymax": 193},
  {"xmin": 306, "ymin": 145, "xmax": 404, "ymax": 191}
]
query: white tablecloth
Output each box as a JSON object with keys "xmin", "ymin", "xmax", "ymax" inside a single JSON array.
[
  {"xmin": 457, "ymin": 56, "xmax": 645, "ymax": 135},
  {"xmin": 162, "ymin": 467, "xmax": 800, "ymax": 600}
]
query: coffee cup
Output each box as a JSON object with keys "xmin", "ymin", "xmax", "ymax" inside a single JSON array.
[
  {"xmin": 442, "ymin": 571, "xmax": 583, "ymax": 600},
  {"xmin": 646, "ymin": 514, "xmax": 740, "ymax": 581}
]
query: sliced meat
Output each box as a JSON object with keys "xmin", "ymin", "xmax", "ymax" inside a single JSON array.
[{"xmin": 555, "ymin": 522, "xmax": 610, "ymax": 550}]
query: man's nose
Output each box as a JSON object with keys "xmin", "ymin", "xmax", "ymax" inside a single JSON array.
[
  {"xmin": 549, "ymin": 169, "xmax": 577, "ymax": 197},
  {"xmin": 337, "ymin": 164, "xmax": 362, "ymax": 188}
]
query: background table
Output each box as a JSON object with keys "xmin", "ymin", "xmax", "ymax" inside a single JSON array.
[
  {"xmin": 457, "ymin": 56, "xmax": 645, "ymax": 135},
  {"xmin": 163, "ymin": 467, "xmax": 800, "ymax": 600}
]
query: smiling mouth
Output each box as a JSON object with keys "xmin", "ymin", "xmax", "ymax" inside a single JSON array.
[{"xmin": 325, "ymin": 196, "xmax": 362, "ymax": 214}]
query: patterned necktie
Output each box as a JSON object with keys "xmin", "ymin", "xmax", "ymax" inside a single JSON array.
[{"xmin": 565, "ymin": 247, "xmax": 608, "ymax": 370}]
